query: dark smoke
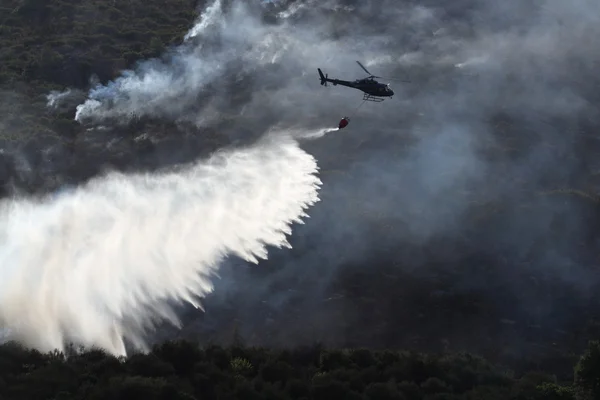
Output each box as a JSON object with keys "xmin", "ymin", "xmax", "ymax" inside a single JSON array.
[
  {"xmin": 3, "ymin": 0, "xmax": 600, "ymax": 372},
  {"xmin": 168, "ymin": 0, "xmax": 600, "ymax": 368}
]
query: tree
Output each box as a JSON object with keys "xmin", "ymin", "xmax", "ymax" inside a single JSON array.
[
  {"xmin": 574, "ymin": 340, "xmax": 600, "ymax": 399},
  {"xmin": 534, "ymin": 383, "xmax": 575, "ymax": 400}
]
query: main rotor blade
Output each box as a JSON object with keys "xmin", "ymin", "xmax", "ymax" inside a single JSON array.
[
  {"xmin": 357, "ymin": 60, "xmax": 411, "ymax": 83},
  {"xmin": 381, "ymin": 76, "xmax": 411, "ymax": 83},
  {"xmin": 356, "ymin": 60, "xmax": 373, "ymax": 76}
]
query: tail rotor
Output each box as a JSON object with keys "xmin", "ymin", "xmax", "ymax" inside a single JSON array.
[{"xmin": 317, "ymin": 68, "xmax": 328, "ymax": 87}]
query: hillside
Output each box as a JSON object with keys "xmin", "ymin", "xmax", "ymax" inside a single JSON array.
[{"xmin": 1, "ymin": 0, "xmax": 600, "ymax": 397}]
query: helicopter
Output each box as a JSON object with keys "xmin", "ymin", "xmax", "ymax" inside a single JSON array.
[{"xmin": 317, "ymin": 61, "xmax": 399, "ymax": 102}]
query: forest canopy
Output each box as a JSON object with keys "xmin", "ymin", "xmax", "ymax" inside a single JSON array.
[{"xmin": 0, "ymin": 339, "xmax": 598, "ymax": 400}]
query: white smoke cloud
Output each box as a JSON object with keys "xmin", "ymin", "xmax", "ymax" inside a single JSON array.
[
  {"xmin": 72, "ymin": 0, "xmax": 407, "ymax": 128},
  {"xmin": 74, "ymin": 1, "xmax": 270, "ymax": 124},
  {"xmin": 184, "ymin": 0, "xmax": 224, "ymax": 41}
]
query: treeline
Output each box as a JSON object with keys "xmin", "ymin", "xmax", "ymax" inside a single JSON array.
[{"xmin": 0, "ymin": 339, "xmax": 599, "ymax": 400}]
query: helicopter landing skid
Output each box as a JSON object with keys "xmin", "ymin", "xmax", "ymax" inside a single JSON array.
[{"xmin": 363, "ymin": 93, "xmax": 386, "ymax": 102}]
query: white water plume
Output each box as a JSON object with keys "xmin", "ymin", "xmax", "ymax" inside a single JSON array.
[
  {"xmin": 0, "ymin": 133, "xmax": 321, "ymax": 356},
  {"xmin": 296, "ymin": 126, "xmax": 340, "ymax": 139}
]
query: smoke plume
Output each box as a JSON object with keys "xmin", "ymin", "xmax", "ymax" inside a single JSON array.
[{"xmin": 1, "ymin": 0, "xmax": 600, "ymax": 368}]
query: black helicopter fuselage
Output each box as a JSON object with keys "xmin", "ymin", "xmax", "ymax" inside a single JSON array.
[{"xmin": 317, "ymin": 68, "xmax": 394, "ymax": 97}]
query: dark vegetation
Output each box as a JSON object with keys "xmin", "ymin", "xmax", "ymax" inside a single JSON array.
[
  {"xmin": 2, "ymin": 0, "xmax": 600, "ymax": 398},
  {"xmin": 1, "ymin": 0, "xmax": 196, "ymax": 90},
  {"xmin": 1, "ymin": 338, "xmax": 600, "ymax": 400}
]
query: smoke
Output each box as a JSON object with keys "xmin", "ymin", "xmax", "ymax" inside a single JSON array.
[
  {"xmin": 72, "ymin": 0, "xmax": 407, "ymax": 130},
  {"xmin": 0, "ymin": 132, "xmax": 321, "ymax": 355},
  {"xmin": 46, "ymin": 88, "xmax": 87, "ymax": 114},
  {"xmin": 74, "ymin": 0, "xmax": 253, "ymax": 125},
  {"xmin": 125, "ymin": 0, "xmax": 600, "ymax": 357},
  {"xmin": 0, "ymin": 0, "xmax": 599, "ymax": 365}
]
